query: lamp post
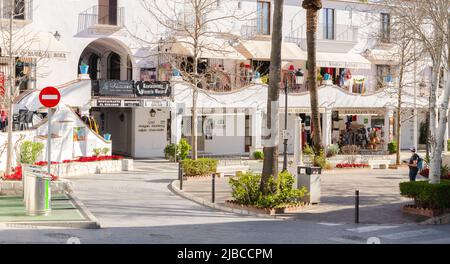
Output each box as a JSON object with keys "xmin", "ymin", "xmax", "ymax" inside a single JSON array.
[{"xmin": 282, "ymin": 65, "xmax": 298, "ymax": 172}]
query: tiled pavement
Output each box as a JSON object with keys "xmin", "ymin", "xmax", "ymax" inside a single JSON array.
[{"xmin": 179, "ymin": 167, "xmax": 428, "ymax": 224}]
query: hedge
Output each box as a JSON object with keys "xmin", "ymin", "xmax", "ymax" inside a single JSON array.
[
  {"xmin": 181, "ymin": 158, "xmax": 218, "ymax": 176},
  {"xmin": 399, "ymin": 180, "xmax": 450, "ymax": 209}
]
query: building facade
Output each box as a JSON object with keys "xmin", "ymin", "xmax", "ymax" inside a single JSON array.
[{"xmin": 2, "ymin": 0, "xmax": 449, "ymax": 160}]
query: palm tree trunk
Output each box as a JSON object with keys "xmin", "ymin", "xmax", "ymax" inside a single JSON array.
[
  {"xmin": 260, "ymin": 0, "xmax": 284, "ymax": 193},
  {"xmin": 304, "ymin": 4, "xmax": 323, "ymax": 155}
]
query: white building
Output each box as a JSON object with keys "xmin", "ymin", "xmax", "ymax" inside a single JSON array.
[{"xmin": 1, "ymin": 0, "xmax": 448, "ymax": 162}]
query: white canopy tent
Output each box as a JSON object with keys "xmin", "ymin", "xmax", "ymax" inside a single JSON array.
[
  {"xmin": 237, "ymin": 40, "xmax": 307, "ymax": 61},
  {"xmin": 316, "ymin": 51, "xmax": 372, "ymax": 70}
]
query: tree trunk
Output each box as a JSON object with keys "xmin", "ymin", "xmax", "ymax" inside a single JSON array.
[
  {"xmin": 191, "ymin": 47, "xmax": 199, "ymax": 160},
  {"xmin": 260, "ymin": 0, "xmax": 284, "ymax": 194},
  {"xmin": 395, "ymin": 63, "xmax": 404, "ymax": 165},
  {"xmin": 429, "ymin": 56, "xmax": 442, "ymax": 183},
  {"xmin": 305, "ymin": 8, "xmax": 322, "ymax": 155}
]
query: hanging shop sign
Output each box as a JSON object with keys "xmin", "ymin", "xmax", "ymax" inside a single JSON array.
[
  {"xmin": 135, "ymin": 81, "xmax": 171, "ymax": 97},
  {"xmin": 96, "ymin": 99, "xmax": 122, "ymax": 107},
  {"xmin": 124, "ymin": 100, "xmax": 143, "ymax": 107},
  {"xmin": 144, "ymin": 100, "xmax": 171, "ymax": 108},
  {"xmin": 98, "ymin": 80, "xmax": 135, "ymax": 96},
  {"xmin": 338, "ymin": 109, "xmax": 384, "ymax": 116}
]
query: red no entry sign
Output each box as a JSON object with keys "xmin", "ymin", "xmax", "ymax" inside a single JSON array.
[{"xmin": 39, "ymin": 87, "xmax": 61, "ymax": 108}]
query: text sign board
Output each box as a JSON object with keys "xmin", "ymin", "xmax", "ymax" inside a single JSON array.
[
  {"xmin": 135, "ymin": 81, "xmax": 171, "ymax": 97},
  {"xmin": 98, "ymin": 80, "xmax": 134, "ymax": 96},
  {"xmin": 39, "ymin": 87, "xmax": 61, "ymax": 108}
]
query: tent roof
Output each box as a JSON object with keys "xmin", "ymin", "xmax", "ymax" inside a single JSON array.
[{"xmin": 237, "ymin": 40, "xmax": 307, "ymax": 61}]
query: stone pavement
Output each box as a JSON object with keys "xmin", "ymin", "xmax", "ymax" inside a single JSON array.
[{"xmin": 179, "ymin": 167, "xmax": 428, "ymax": 224}]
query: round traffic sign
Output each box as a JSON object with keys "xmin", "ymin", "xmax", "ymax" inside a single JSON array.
[{"xmin": 39, "ymin": 87, "xmax": 61, "ymax": 108}]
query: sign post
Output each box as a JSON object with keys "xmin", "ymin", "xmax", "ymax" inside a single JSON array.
[{"xmin": 39, "ymin": 87, "xmax": 61, "ymax": 176}]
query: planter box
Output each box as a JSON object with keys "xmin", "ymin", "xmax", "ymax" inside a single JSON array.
[
  {"xmin": 51, "ymin": 160, "xmax": 124, "ymax": 178},
  {"xmin": 226, "ymin": 200, "xmax": 275, "ymax": 215},
  {"xmin": 182, "ymin": 174, "xmax": 222, "ymax": 181},
  {"xmin": 225, "ymin": 200, "xmax": 307, "ymax": 215},
  {"xmin": 402, "ymin": 205, "xmax": 449, "ymax": 218},
  {"xmin": 0, "ymin": 179, "xmax": 73, "ymax": 196}
]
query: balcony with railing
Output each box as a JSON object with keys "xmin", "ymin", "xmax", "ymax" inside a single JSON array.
[
  {"xmin": 0, "ymin": 0, "xmax": 33, "ymax": 23},
  {"xmin": 78, "ymin": 5, "xmax": 124, "ymax": 33},
  {"xmin": 240, "ymin": 18, "xmax": 271, "ymax": 41},
  {"xmin": 285, "ymin": 23, "xmax": 359, "ymax": 53}
]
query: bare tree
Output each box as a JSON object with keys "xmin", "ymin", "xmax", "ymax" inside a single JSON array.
[
  {"xmin": 140, "ymin": 0, "xmax": 249, "ymax": 160},
  {"xmin": 260, "ymin": 0, "xmax": 284, "ymax": 193},
  {"xmin": 393, "ymin": 0, "xmax": 449, "ymax": 183},
  {"xmin": 1, "ymin": 0, "xmax": 52, "ymax": 175}
]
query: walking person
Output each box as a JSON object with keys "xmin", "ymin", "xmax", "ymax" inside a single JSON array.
[
  {"xmin": 407, "ymin": 147, "xmax": 420, "ymax": 182},
  {"xmin": 1, "ymin": 110, "xmax": 7, "ymax": 132}
]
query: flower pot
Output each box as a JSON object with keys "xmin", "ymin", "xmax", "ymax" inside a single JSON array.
[{"xmin": 79, "ymin": 65, "xmax": 89, "ymax": 74}]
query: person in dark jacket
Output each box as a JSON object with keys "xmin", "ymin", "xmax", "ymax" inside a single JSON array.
[{"xmin": 407, "ymin": 147, "xmax": 420, "ymax": 181}]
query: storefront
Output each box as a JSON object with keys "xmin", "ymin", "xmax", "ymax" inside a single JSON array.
[{"xmin": 91, "ymin": 80, "xmax": 173, "ymax": 157}]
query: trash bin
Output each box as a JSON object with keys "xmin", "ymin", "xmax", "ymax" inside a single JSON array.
[
  {"xmin": 297, "ymin": 166, "xmax": 321, "ymax": 204},
  {"xmin": 23, "ymin": 166, "xmax": 52, "ymax": 216}
]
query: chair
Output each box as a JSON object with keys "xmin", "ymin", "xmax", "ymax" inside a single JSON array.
[
  {"xmin": 26, "ymin": 111, "xmax": 34, "ymax": 128},
  {"xmin": 19, "ymin": 111, "xmax": 28, "ymax": 130}
]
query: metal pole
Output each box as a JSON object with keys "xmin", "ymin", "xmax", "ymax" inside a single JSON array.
[
  {"xmin": 47, "ymin": 108, "xmax": 53, "ymax": 175},
  {"xmin": 212, "ymin": 173, "xmax": 216, "ymax": 203},
  {"xmin": 283, "ymin": 78, "xmax": 288, "ymax": 171},
  {"xmin": 178, "ymin": 162, "xmax": 183, "ymax": 190},
  {"xmin": 355, "ymin": 190, "xmax": 360, "ymax": 224}
]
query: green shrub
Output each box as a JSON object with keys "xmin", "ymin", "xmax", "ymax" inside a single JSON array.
[
  {"xmin": 447, "ymin": 139, "xmax": 450, "ymax": 151},
  {"xmin": 326, "ymin": 144, "xmax": 340, "ymax": 157},
  {"xmin": 313, "ymin": 149, "xmax": 327, "ymax": 169},
  {"xmin": 229, "ymin": 171, "xmax": 308, "ymax": 208},
  {"xmin": 388, "ymin": 141, "xmax": 397, "ymax": 154},
  {"xmin": 164, "ymin": 143, "xmax": 177, "ymax": 161},
  {"xmin": 400, "ymin": 180, "xmax": 450, "ymax": 209},
  {"xmin": 181, "ymin": 158, "xmax": 218, "ymax": 176},
  {"xmin": 178, "ymin": 138, "xmax": 191, "ymax": 160},
  {"xmin": 164, "ymin": 139, "xmax": 192, "ymax": 161},
  {"xmin": 93, "ymin": 148, "xmax": 102, "ymax": 157},
  {"xmin": 303, "ymin": 145, "xmax": 314, "ymax": 155},
  {"xmin": 20, "ymin": 141, "xmax": 44, "ymax": 164},
  {"xmin": 101, "ymin": 147, "xmax": 110, "ymax": 155},
  {"xmin": 252, "ymin": 150, "xmax": 264, "ymax": 160}
]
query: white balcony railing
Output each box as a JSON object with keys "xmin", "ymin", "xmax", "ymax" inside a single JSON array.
[
  {"xmin": 286, "ymin": 23, "xmax": 359, "ymax": 45},
  {"xmin": 78, "ymin": 5, "xmax": 124, "ymax": 32}
]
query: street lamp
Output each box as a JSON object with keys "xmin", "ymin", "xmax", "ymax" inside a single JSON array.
[{"xmin": 282, "ymin": 65, "xmax": 296, "ymax": 172}]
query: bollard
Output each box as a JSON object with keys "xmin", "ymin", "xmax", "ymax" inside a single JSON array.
[
  {"xmin": 178, "ymin": 162, "xmax": 183, "ymax": 190},
  {"xmin": 355, "ymin": 190, "xmax": 360, "ymax": 224},
  {"xmin": 212, "ymin": 173, "xmax": 216, "ymax": 203}
]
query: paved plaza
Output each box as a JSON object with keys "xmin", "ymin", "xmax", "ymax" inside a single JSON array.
[
  {"xmin": 1, "ymin": 161, "xmax": 450, "ymax": 244},
  {"xmin": 178, "ymin": 166, "xmax": 427, "ymax": 224}
]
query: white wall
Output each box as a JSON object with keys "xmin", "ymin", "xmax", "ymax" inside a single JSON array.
[
  {"xmin": 132, "ymin": 107, "xmax": 170, "ymax": 158},
  {"xmin": 203, "ymin": 114, "xmax": 246, "ymax": 155}
]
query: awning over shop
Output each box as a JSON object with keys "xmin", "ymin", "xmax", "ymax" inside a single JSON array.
[
  {"xmin": 237, "ymin": 40, "xmax": 307, "ymax": 61},
  {"xmin": 363, "ymin": 48, "xmax": 399, "ymax": 65},
  {"xmin": 165, "ymin": 36, "xmax": 246, "ymax": 60},
  {"xmin": 0, "ymin": 31, "xmax": 69, "ymax": 59},
  {"xmin": 316, "ymin": 52, "xmax": 371, "ymax": 69}
]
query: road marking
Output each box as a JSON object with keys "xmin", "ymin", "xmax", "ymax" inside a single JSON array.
[
  {"xmin": 347, "ymin": 225, "xmax": 399, "ymax": 233},
  {"xmin": 380, "ymin": 229, "xmax": 442, "ymax": 240},
  {"xmin": 318, "ymin": 222, "xmax": 345, "ymax": 226}
]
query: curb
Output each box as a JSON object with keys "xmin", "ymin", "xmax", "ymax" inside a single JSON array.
[
  {"xmin": 2, "ymin": 192, "xmax": 101, "ymax": 229},
  {"xmin": 169, "ymin": 180, "xmax": 277, "ymax": 219},
  {"xmin": 420, "ymin": 213, "xmax": 450, "ymax": 225}
]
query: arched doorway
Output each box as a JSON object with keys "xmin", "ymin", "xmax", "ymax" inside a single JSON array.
[
  {"xmin": 107, "ymin": 52, "xmax": 121, "ymax": 80},
  {"xmin": 78, "ymin": 38, "xmax": 134, "ymax": 81}
]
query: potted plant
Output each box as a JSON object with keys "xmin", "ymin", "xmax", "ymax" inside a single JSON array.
[{"xmin": 79, "ymin": 62, "xmax": 89, "ymax": 75}]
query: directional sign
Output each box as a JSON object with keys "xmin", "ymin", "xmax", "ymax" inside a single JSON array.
[{"xmin": 39, "ymin": 87, "xmax": 61, "ymax": 108}]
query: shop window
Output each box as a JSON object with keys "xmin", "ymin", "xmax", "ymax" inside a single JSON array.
[
  {"xmin": 2, "ymin": 0, "xmax": 27, "ymax": 20},
  {"xmin": 15, "ymin": 58, "xmax": 35, "ymax": 93},
  {"xmin": 256, "ymin": 1, "xmax": 270, "ymax": 35},
  {"xmin": 380, "ymin": 13, "xmax": 390, "ymax": 43},
  {"xmin": 323, "ymin": 8, "xmax": 335, "ymax": 40}
]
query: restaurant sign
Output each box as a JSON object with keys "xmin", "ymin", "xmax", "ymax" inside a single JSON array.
[
  {"xmin": 135, "ymin": 81, "xmax": 171, "ymax": 97},
  {"xmin": 96, "ymin": 99, "xmax": 122, "ymax": 107},
  {"xmin": 98, "ymin": 80, "xmax": 135, "ymax": 96}
]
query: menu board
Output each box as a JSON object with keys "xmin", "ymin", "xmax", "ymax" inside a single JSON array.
[{"xmin": 135, "ymin": 81, "xmax": 171, "ymax": 97}]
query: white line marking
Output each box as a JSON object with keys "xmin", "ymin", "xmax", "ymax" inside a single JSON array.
[
  {"xmin": 42, "ymin": 95, "xmax": 58, "ymax": 100},
  {"xmin": 347, "ymin": 225, "xmax": 399, "ymax": 233},
  {"xmin": 318, "ymin": 222, "xmax": 345, "ymax": 226},
  {"xmin": 380, "ymin": 229, "xmax": 442, "ymax": 240}
]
